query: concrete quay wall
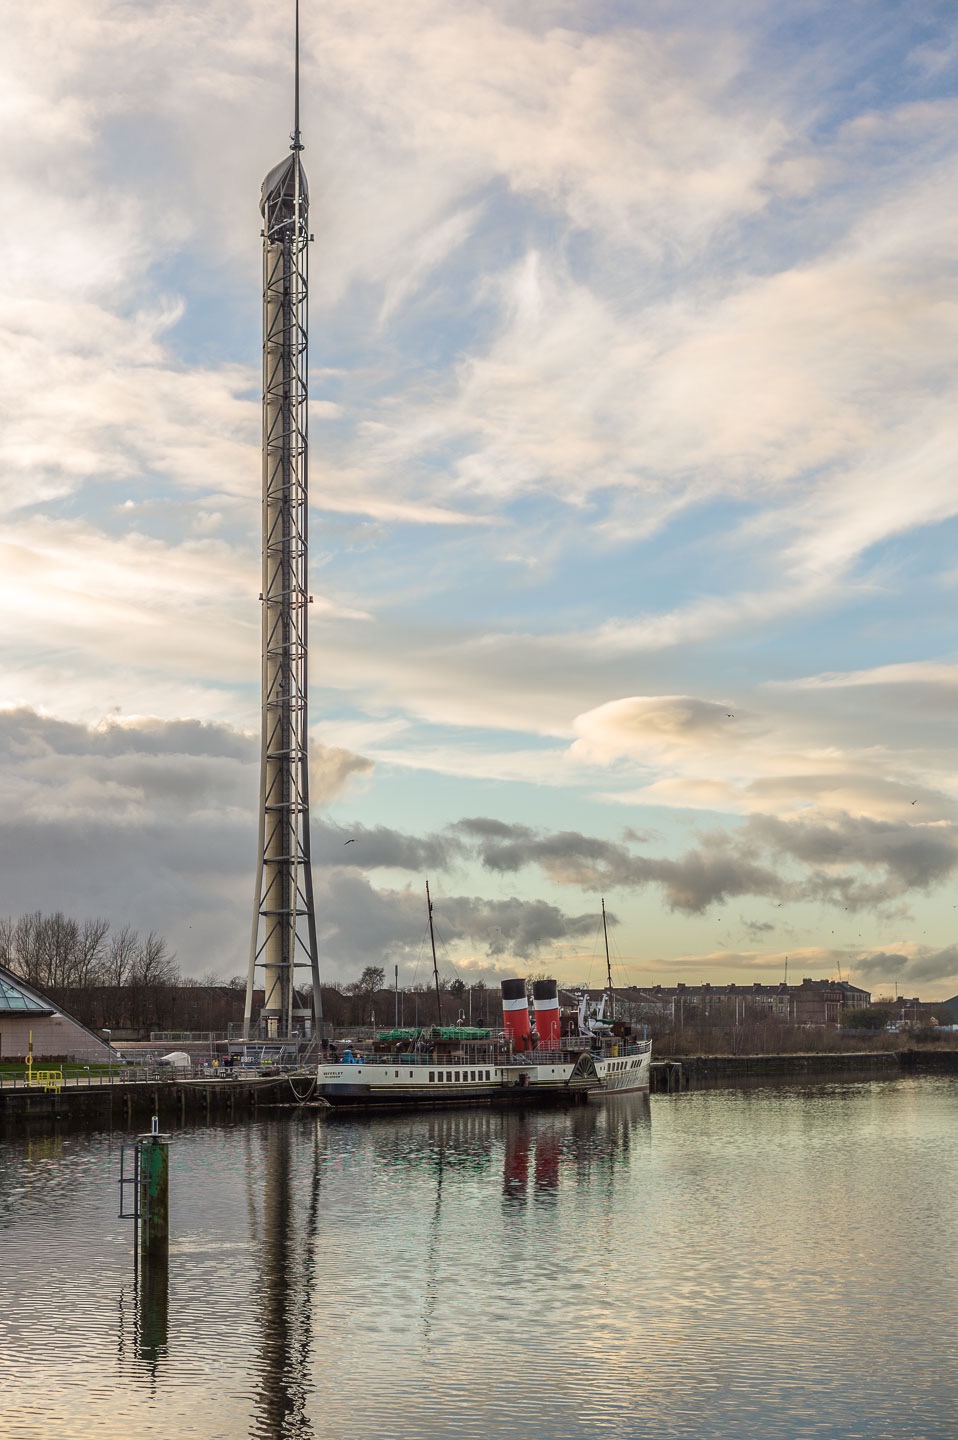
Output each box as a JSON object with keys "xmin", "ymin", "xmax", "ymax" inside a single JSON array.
[{"xmin": 0, "ymin": 1076, "xmax": 292, "ymax": 1131}]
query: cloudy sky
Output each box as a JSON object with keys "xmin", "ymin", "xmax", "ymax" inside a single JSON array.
[{"xmin": 2, "ymin": 0, "xmax": 958, "ymax": 999}]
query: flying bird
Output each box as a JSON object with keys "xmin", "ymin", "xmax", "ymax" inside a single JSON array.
[{"xmin": 344, "ymin": 838, "xmax": 356, "ymax": 845}]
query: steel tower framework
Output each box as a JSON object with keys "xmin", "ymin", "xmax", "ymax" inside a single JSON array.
[{"xmin": 245, "ymin": 2, "xmax": 321, "ymax": 1041}]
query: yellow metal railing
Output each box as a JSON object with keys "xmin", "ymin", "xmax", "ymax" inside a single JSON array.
[{"xmin": 33, "ymin": 1069, "xmax": 63, "ymax": 1093}]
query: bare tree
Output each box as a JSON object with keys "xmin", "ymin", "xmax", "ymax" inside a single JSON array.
[
  {"xmin": 104, "ymin": 924, "xmax": 140, "ymax": 987},
  {"xmin": 4, "ymin": 911, "xmax": 109, "ymax": 990},
  {"xmin": 38, "ymin": 912, "xmax": 76, "ymax": 989},
  {"xmin": 9, "ymin": 912, "xmax": 42, "ymax": 986},
  {"xmin": 0, "ymin": 915, "xmax": 13, "ymax": 970},
  {"xmin": 131, "ymin": 932, "xmax": 179, "ymax": 989},
  {"xmin": 74, "ymin": 917, "xmax": 110, "ymax": 987}
]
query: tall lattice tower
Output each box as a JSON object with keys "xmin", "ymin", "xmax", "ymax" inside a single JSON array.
[{"xmin": 245, "ymin": 1, "xmax": 321, "ymax": 1042}]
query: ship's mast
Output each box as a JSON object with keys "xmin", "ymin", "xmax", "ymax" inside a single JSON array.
[
  {"xmin": 427, "ymin": 881, "xmax": 443, "ymax": 1025},
  {"xmin": 601, "ymin": 897, "xmax": 614, "ymax": 1021},
  {"xmin": 245, "ymin": 1, "xmax": 321, "ymax": 1041}
]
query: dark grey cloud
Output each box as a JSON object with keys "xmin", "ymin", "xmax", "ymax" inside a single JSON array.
[
  {"xmin": 746, "ymin": 813, "xmax": 958, "ymax": 895},
  {"xmin": 313, "ymin": 822, "xmax": 465, "ymax": 872},
  {"xmin": 463, "ymin": 826, "xmax": 634, "ymax": 885},
  {"xmin": 852, "ymin": 951, "xmax": 909, "ymax": 978},
  {"xmin": 427, "ymin": 894, "xmax": 598, "ymax": 961},
  {"xmin": 0, "ymin": 707, "xmax": 255, "ymax": 762},
  {"xmin": 906, "ymin": 945, "xmax": 958, "ymax": 984},
  {"xmin": 311, "ymin": 875, "xmax": 599, "ymax": 973},
  {"xmin": 453, "ymin": 819, "xmax": 665, "ymax": 891},
  {"xmin": 644, "ymin": 844, "xmax": 786, "ymax": 913},
  {"xmin": 0, "ymin": 709, "xmax": 371, "ymax": 805},
  {"xmin": 455, "ymin": 817, "xmax": 536, "ymax": 842},
  {"xmin": 451, "ymin": 811, "xmax": 958, "ymax": 916},
  {"xmin": 854, "ymin": 946, "xmax": 958, "ymax": 990},
  {"xmin": 450, "ymin": 816, "xmax": 785, "ymax": 912}
]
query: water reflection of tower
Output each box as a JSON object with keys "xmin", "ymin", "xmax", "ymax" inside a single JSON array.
[
  {"xmin": 252, "ymin": 1119, "xmax": 321, "ymax": 1440},
  {"xmin": 421, "ymin": 1129, "xmax": 445, "ymax": 1347}
]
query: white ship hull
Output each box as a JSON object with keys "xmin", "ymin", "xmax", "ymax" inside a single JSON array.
[{"xmin": 316, "ymin": 1042, "xmax": 651, "ymax": 1109}]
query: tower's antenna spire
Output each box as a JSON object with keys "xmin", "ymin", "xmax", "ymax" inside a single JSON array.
[{"xmin": 292, "ymin": 0, "xmax": 302, "ymax": 152}]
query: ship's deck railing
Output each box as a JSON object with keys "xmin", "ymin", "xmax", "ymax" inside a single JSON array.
[
  {"xmin": 323, "ymin": 1048, "xmax": 517, "ymax": 1069},
  {"xmin": 324, "ymin": 1039, "xmax": 651, "ymax": 1069}
]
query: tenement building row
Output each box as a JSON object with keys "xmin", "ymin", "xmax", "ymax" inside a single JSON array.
[
  {"xmin": 593, "ymin": 979, "xmax": 943, "ymax": 1028},
  {"xmin": 631, "ymin": 979, "xmax": 870, "ymax": 1026}
]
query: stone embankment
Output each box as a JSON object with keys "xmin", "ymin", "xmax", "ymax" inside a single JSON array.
[{"xmin": 649, "ymin": 1048, "xmax": 958, "ymax": 1092}]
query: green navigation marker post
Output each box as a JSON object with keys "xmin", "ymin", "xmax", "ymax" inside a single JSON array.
[{"xmin": 139, "ymin": 1118, "xmax": 170, "ymax": 1259}]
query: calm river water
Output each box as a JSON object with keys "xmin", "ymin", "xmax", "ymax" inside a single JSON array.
[{"xmin": 1, "ymin": 1077, "xmax": 956, "ymax": 1440}]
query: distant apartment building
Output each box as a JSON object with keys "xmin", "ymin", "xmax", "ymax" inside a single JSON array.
[{"xmin": 607, "ymin": 978, "xmax": 872, "ymax": 1027}]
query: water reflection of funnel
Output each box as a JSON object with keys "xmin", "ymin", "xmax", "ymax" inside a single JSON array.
[
  {"xmin": 137, "ymin": 1252, "xmax": 169, "ymax": 1365},
  {"xmin": 534, "ymin": 1128, "xmax": 561, "ymax": 1196},
  {"xmin": 502, "ymin": 1117, "xmax": 531, "ymax": 1207}
]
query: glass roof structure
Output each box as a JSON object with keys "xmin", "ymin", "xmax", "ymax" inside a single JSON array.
[{"xmin": 0, "ymin": 970, "xmax": 52, "ymax": 1014}]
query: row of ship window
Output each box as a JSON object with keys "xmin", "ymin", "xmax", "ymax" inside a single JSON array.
[
  {"xmin": 368, "ymin": 1071, "xmax": 497, "ymax": 1081},
  {"xmin": 422, "ymin": 1070, "xmax": 493, "ymax": 1082},
  {"xmin": 374, "ymin": 1063, "xmax": 639, "ymax": 1079}
]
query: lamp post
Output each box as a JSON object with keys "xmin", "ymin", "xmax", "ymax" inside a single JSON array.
[{"xmin": 102, "ymin": 1028, "xmax": 112, "ymax": 1084}]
